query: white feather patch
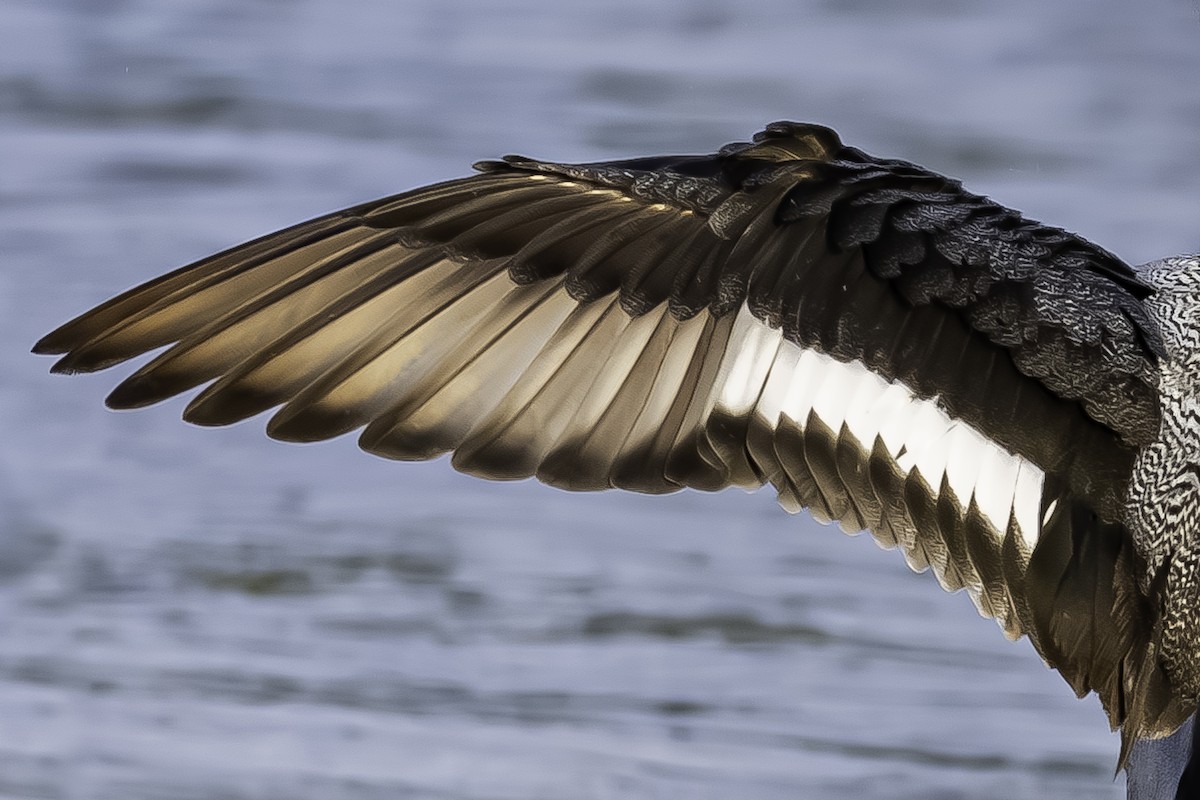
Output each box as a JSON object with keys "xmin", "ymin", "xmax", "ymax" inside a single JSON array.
[{"xmin": 713, "ymin": 305, "xmax": 1045, "ymax": 569}]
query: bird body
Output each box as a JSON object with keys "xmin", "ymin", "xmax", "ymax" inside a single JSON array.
[
  {"xmin": 1129, "ymin": 258, "xmax": 1200, "ymax": 707},
  {"xmin": 33, "ymin": 121, "xmax": 1200, "ymax": 790}
]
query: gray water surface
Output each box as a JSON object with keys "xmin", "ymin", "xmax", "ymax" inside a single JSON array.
[{"xmin": 4, "ymin": 2, "xmax": 1200, "ymax": 798}]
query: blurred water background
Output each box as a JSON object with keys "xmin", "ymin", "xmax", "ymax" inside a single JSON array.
[{"xmin": 3, "ymin": 1, "xmax": 1200, "ymax": 798}]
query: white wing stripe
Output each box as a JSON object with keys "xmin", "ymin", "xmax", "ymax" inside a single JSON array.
[
  {"xmin": 1012, "ymin": 461, "xmax": 1044, "ymax": 555},
  {"xmin": 972, "ymin": 445, "xmax": 1024, "ymax": 536},
  {"xmin": 713, "ymin": 306, "xmax": 1045, "ymax": 603},
  {"xmin": 712, "ymin": 306, "xmax": 784, "ymax": 420}
]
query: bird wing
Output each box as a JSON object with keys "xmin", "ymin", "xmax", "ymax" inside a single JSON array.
[{"xmin": 34, "ymin": 121, "xmax": 1187, "ymax": 750}]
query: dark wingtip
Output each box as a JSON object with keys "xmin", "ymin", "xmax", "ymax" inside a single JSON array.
[
  {"xmin": 104, "ymin": 374, "xmax": 171, "ymax": 410},
  {"xmin": 48, "ymin": 349, "xmax": 121, "ymax": 375},
  {"xmin": 44, "ymin": 344, "xmax": 133, "ymax": 376},
  {"xmin": 32, "ymin": 320, "xmax": 85, "ymax": 356},
  {"xmin": 265, "ymin": 405, "xmax": 361, "ymax": 444},
  {"xmin": 31, "ymin": 334, "xmax": 64, "ymax": 356},
  {"xmin": 183, "ymin": 384, "xmax": 278, "ymax": 428},
  {"xmin": 46, "ymin": 357, "xmax": 80, "ymax": 375},
  {"xmin": 1117, "ymin": 729, "xmax": 1135, "ymax": 777}
]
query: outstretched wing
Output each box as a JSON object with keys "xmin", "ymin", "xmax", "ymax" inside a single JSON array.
[{"xmin": 34, "ymin": 121, "xmax": 1186, "ymax": 749}]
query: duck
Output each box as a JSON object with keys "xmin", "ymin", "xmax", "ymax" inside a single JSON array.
[{"xmin": 33, "ymin": 121, "xmax": 1200, "ymax": 798}]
